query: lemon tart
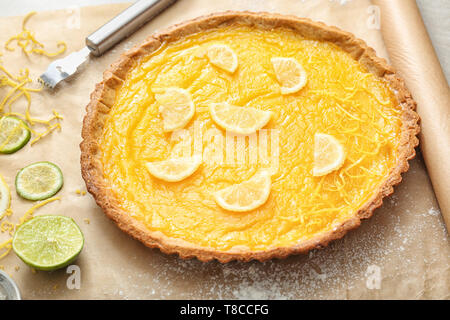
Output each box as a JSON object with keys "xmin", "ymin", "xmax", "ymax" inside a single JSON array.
[{"xmin": 81, "ymin": 12, "xmax": 419, "ymax": 262}]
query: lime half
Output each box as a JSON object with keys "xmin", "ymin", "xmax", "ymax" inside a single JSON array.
[
  {"xmin": 0, "ymin": 175, "xmax": 11, "ymax": 215},
  {"xmin": 0, "ymin": 116, "xmax": 31, "ymax": 154},
  {"xmin": 16, "ymin": 162, "xmax": 64, "ymax": 201},
  {"xmin": 13, "ymin": 215, "xmax": 84, "ymax": 271}
]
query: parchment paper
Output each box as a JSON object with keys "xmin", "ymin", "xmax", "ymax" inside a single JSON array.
[
  {"xmin": 0, "ymin": 0, "xmax": 448, "ymax": 300},
  {"xmin": 373, "ymin": 0, "xmax": 450, "ymax": 232}
]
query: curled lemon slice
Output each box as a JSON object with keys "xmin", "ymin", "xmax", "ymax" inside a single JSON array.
[
  {"xmin": 145, "ymin": 155, "xmax": 202, "ymax": 182},
  {"xmin": 155, "ymin": 88, "xmax": 195, "ymax": 132},
  {"xmin": 0, "ymin": 174, "xmax": 11, "ymax": 216},
  {"xmin": 214, "ymin": 170, "xmax": 271, "ymax": 212},
  {"xmin": 206, "ymin": 44, "xmax": 238, "ymax": 73},
  {"xmin": 271, "ymin": 57, "xmax": 307, "ymax": 94},
  {"xmin": 209, "ymin": 102, "xmax": 272, "ymax": 135},
  {"xmin": 313, "ymin": 133, "xmax": 346, "ymax": 176}
]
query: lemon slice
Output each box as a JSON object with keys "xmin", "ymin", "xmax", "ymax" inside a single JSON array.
[
  {"xmin": 146, "ymin": 155, "xmax": 202, "ymax": 182},
  {"xmin": 0, "ymin": 175, "xmax": 11, "ymax": 216},
  {"xmin": 206, "ymin": 44, "xmax": 238, "ymax": 73},
  {"xmin": 214, "ymin": 171, "xmax": 271, "ymax": 212},
  {"xmin": 271, "ymin": 57, "xmax": 307, "ymax": 94},
  {"xmin": 313, "ymin": 133, "xmax": 346, "ymax": 176},
  {"xmin": 209, "ymin": 102, "xmax": 272, "ymax": 135},
  {"xmin": 155, "ymin": 88, "xmax": 195, "ymax": 132}
]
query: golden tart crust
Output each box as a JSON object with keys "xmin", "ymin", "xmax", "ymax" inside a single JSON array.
[{"xmin": 80, "ymin": 12, "xmax": 420, "ymax": 262}]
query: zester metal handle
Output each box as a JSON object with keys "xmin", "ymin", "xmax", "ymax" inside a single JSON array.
[{"xmin": 86, "ymin": 0, "xmax": 177, "ymax": 56}]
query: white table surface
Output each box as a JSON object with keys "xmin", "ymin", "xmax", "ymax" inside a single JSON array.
[{"xmin": 1, "ymin": 0, "xmax": 449, "ymax": 83}]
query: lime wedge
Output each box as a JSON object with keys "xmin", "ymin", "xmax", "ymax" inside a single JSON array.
[
  {"xmin": 13, "ymin": 215, "xmax": 84, "ymax": 271},
  {"xmin": 0, "ymin": 116, "xmax": 31, "ymax": 154},
  {"xmin": 15, "ymin": 162, "xmax": 64, "ymax": 201}
]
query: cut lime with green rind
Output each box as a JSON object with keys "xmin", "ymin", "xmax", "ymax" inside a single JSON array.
[
  {"xmin": 16, "ymin": 161, "xmax": 64, "ymax": 201},
  {"xmin": 13, "ymin": 215, "xmax": 84, "ymax": 271},
  {"xmin": 0, "ymin": 116, "xmax": 31, "ymax": 154}
]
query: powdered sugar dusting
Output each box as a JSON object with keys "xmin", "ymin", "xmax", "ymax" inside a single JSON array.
[
  {"xmin": 105, "ymin": 157, "xmax": 448, "ymax": 300},
  {"xmin": 14, "ymin": 152, "xmax": 449, "ymax": 300},
  {"xmin": 427, "ymin": 207, "xmax": 440, "ymax": 216}
]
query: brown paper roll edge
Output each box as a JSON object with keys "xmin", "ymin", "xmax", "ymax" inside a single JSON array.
[{"xmin": 372, "ymin": 0, "xmax": 450, "ymax": 231}]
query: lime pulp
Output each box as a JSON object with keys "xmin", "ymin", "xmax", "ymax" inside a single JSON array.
[
  {"xmin": 15, "ymin": 161, "xmax": 64, "ymax": 201},
  {"xmin": 12, "ymin": 215, "xmax": 84, "ymax": 271},
  {"xmin": 0, "ymin": 116, "xmax": 31, "ymax": 154}
]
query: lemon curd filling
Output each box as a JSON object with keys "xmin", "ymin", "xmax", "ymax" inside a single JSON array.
[{"xmin": 100, "ymin": 26, "xmax": 402, "ymax": 251}]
